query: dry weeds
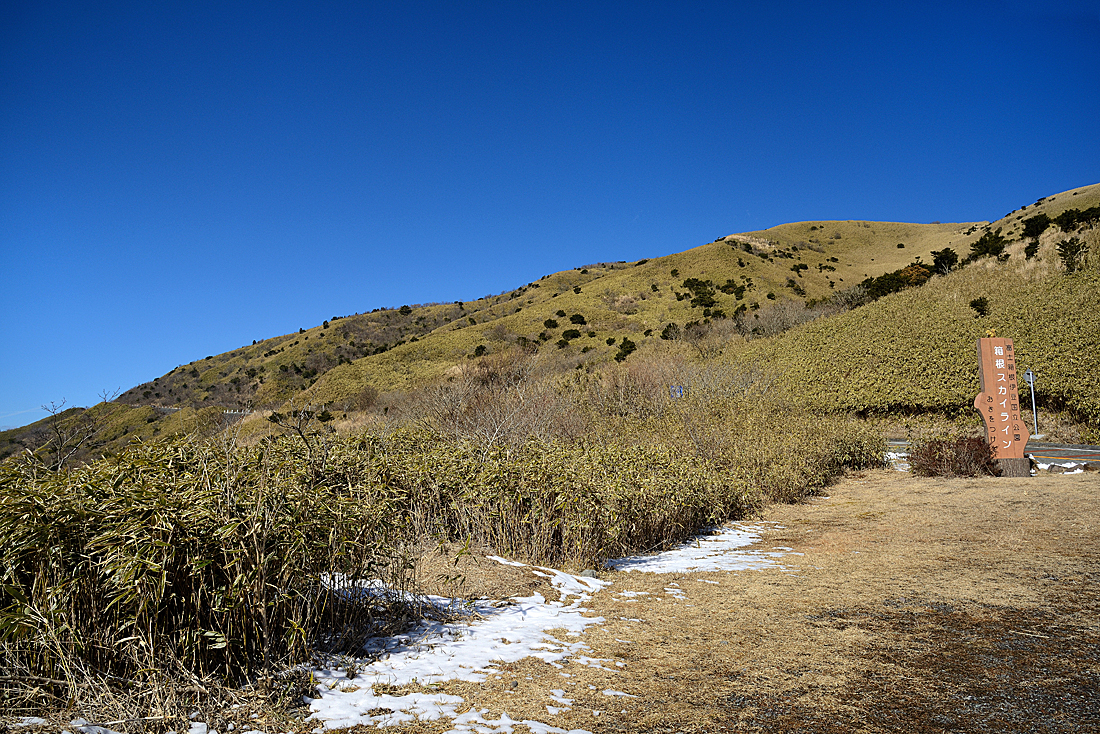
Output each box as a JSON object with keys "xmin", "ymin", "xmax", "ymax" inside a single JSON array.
[
  {"xmin": 7, "ymin": 470, "xmax": 1097, "ymax": 733},
  {"xmin": 342, "ymin": 469, "xmax": 1099, "ymax": 733}
]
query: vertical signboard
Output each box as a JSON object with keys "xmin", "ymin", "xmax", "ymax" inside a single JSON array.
[{"xmin": 973, "ymin": 338, "xmax": 1030, "ymax": 476}]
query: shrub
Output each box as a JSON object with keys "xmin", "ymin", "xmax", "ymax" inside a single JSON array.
[
  {"xmin": 969, "ymin": 296, "xmax": 989, "ymax": 317},
  {"xmin": 1022, "ymin": 213, "xmax": 1051, "ymax": 240},
  {"xmin": 473, "ymin": 344, "xmax": 488, "ymax": 357},
  {"xmin": 661, "ymin": 323, "xmax": 681, "ymax": 340},
  {"xmin": 1057, "ymin": 237, "xmax": 1086, "ymax": 273},
  {"xmin": 859, "ymin": 262, "xmax": 932, "ymax": 300},
  {"xmin": 569, "ymin": 314, "xmax": 587, "ymax": 325},
  {"xmin": 909, "ymin": 437, "xmax": 997, "ymax": 477},
  {"xmin": 614, "ymin": 338, "xmax": 637, "ymax": 362},
  {"xmin": 967, "ymin": 229, "xmax": 1008, "ymax": 262},
  {"xmin": 1053, "ymin": 206, "xmax": 1100, "ymax": 232},
  {"xmin": 682, "ymin": 278, "xmax": 717, "ymax": 308},
  {"xmin": 561, "ymin": 329, "xmax": 582, "ymax": 341},
  {"xmin": 543, "ymin": 318, "xmax": 559, "ymax": 329},
  {"xmin": 556, "ymin": 310, "xmax": 566, "ymax": 317},
  {"xmin": 931, "ymin": 248, "xmax": 958, "ymax": 273},
  {"xmin": 0, "ymin": 437, "xmax": 415, "ymax": 692}
]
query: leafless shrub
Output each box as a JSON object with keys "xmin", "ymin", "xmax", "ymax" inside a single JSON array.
[
  {"xmin": 682, "ymin": 318, "xmax": 744, "ymax": 358},
  {"xmin": 909, "ymin": 437, "xmax": 997, "ymax": 477},
  {"xmin": 352, "ymin": 384, "xmax": 380, "ymax": 411},
  {"xmin": 584, "ymin": 357, "xmax": 682, "ymax": 419},
  {"xmin": 738, "ymin": 300, "xmax": 836, "ymax": 338},
  {"xmin": 604, "ymin": 293, "xmax": 639, "ymax": 314},
  {"xmin": 415, "ymin": 352, "xmax": 582, "ymax": 450},
  {"xmin": 582, "ymin": 355, "xmax": 777, "ymax": 422},
  {"xmin": 829, "ymin": 284, "xmax": 870, "ymax": 310}
]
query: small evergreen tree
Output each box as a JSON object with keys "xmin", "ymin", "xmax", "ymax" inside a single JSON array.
[
  {"xmin": 614, "ymin": 338, "xmax": 636, "ymax": 362},
  {"xmin": 931, "ymin": 247, "xmax": 959, "ymax": 273},
  {"xmin": 1057, "ymin": 237, "xmax": 1086, "ymax": 273}
]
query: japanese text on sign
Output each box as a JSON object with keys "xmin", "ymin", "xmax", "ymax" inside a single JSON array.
[{"xmin": 972, "ymin": 338, "xmax": 1030, "ymax": 459}]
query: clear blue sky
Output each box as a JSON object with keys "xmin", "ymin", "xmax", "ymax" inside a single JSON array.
[{"xmin": 2, "ymin": 1, "xmax": 1098, "ymax": 429}]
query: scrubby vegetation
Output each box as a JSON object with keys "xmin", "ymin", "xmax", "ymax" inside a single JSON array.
[{"xmin": 1, "ymin": 352, "xmax": 884, "ymax": 717}]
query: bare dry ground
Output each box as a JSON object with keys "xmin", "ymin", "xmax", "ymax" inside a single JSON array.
[{"xmin": 375, "ymin": 468, "xmax": 1099, "ymax": 734}]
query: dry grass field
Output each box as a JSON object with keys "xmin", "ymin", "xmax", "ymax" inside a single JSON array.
[{"xmin": 347, "ymin": 468, "xmax": 1100, "ymax": 734}]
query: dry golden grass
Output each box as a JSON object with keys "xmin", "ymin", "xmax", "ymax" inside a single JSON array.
[{"xmin": 301, "ymin": 469, "xmax": 1100, "ymax": 734}]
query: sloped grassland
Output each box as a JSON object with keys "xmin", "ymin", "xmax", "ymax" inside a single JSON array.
[{"xmin": 732, "ymin": 233, "xmax": 1100, "ymax": 429}]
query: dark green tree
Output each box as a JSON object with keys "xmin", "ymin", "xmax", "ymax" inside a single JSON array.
[
  {"xmin": 1057, "ymin": 238, "xmax": 1086, "ymax": 273},
  {"xmin": 931, "ymin": 247, "xmax": 959, "ymax": 273},
  {"xmin": 613, "ymin": 338, "xmax": 637, "ymax": 362}
]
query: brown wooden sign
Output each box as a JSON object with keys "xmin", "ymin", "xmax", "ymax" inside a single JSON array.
[{"xmin": 973, "ymin": 338, "xmax": 1030, "ymax": 472}]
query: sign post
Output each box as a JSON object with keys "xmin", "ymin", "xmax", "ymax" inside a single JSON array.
[
  {"xmin": 973, "ymin": 338, "xmax": 1031, "ymax": 477},
  {"xmin": 1023, "ymin": 368, "xmax": 1039, "ymax": 439}
]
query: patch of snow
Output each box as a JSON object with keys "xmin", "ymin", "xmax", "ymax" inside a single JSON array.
[
  {"xmin": 1035, "ymin": 460, "xmax": 1084, "ymax": 474},
  {"xmin": 487, "ymin": 555, "xmax": 527, "ymax": 568},
  {"xmin": 70, "ymin": 721, "xmax": 126, "ymax": 734},
  {"xmin": 308, "ymin": 520, "xmax": 809, "ymax": 731},
  {"xmin": 607, "ymin": 523, "xmax": 798, "ymax": 573},
  {"xmin": 307, "ymin": 563, "xmax": 608, "ymax": 731},
  {"xmin": 886, "ymin": 451, "xmax": 910, "ymax": 472}
]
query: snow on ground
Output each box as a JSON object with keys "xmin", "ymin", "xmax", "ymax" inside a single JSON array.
[
  {"xmin": 306, "ymin": 564, "xmax": 609, "ymax": 732},
  {"xmin": 886, "ymin": 451, "xmax": 910, "ymax": 472},
  {"xmin": 179, "ymin": 522, "xmax": 797, "ymax": 734},
  {"xmin": 606, "ymin": 522, "xmax": 800, "ymax": 573},
  {"xmin": 304, "ymin": 523, "xmax": 798, "ymax": 732},
  {"xmin": 1033, "ymin": 460, "xmax": 1085, "ymax": 474}
]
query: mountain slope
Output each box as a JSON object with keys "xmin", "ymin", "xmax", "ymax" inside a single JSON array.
[{"xmin": 108, "ymin": 182, "xmax": 1098, "ymax": 417}]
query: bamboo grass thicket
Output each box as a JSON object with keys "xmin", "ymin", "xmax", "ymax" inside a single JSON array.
[{"xmin": 0, "ymin": 387, "xmax": 884, "ymax": 707}]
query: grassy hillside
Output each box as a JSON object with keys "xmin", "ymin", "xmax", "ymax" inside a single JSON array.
[
  {"xmin": 0, "ymin": 400, "xmax": 228, "ymax": 467},
  {"xmin": 729, "ymin": 259, "xmax": 1100, "ymax": 424},
  {"xmin": 301, "ymin": 221, "xmax": 979, "ymax": 403},
  {"xmin": 47, "ymin": 180, "xmax": 1092, "ymax": 448},
  {"xmin": 716, "ymin": 184, "xmax": 1100, "ymax": 430}
]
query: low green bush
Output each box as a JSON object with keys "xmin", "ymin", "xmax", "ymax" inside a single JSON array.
[{"xmin": 0, "ymin": 437, "xmax": 413, "ymax": 693}]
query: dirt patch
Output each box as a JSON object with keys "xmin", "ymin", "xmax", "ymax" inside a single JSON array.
[{"xmin": 374, "ymin": 469, "xmax": 1100, "ymax": 732}]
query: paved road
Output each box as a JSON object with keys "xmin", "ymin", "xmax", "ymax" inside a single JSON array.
[
  {"xmin": 1025, "ymin": 441, "xmax": 1100, "ymax": 464},
  {"xmin": 886, "ymin": 439, "xmax": 1100, "ymax": 466}
]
